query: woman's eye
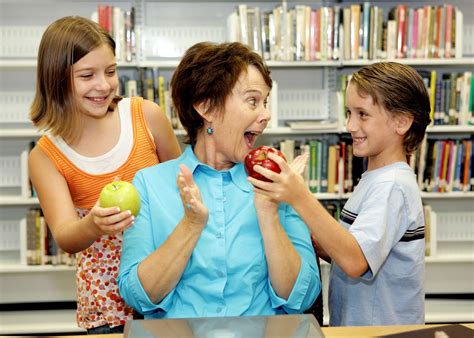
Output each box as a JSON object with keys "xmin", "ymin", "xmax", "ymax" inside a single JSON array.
[
  {"xmin": 249, "ymin": 98, "xmax": 257, "ymax": 106},
  {"xmin": 263, "ymin": 99, "xmax": 268, "ymax": 108}
]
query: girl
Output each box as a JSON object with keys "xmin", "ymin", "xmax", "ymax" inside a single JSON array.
[{"xmin": 28, "ymin": 16, "xmax": 181, "ymax": 334}]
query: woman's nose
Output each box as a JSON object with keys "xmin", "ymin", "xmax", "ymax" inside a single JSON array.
[{"xmin": 259, "ymin": 105, "xmax": 272, "ymax": 124}]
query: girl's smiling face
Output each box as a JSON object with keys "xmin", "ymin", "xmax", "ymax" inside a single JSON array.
[{"xmin": 72, "ymin": 44, "xmax": 118, "ymax": 119}]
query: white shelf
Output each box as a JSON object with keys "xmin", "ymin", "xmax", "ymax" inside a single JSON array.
[
  {"xmin": 0, "ymin": 264, "xmax": 74, "ymax": 273},
  {"xmin": 343, "ymin": 57, "xmax": 474, "ymax": 66},
  {"xmin": 0, "ymin": 59, "xmax": 138, "ymax": 68},
  {"xmin": 425, "ymin": 299, "xmax": 474, "ymax": 323},
  {"xmin": 427, "ymin": 125, "xmax": 474, "ymax": 133},
  {"xmin": 4, "ymin": 57, "xmax": 473, "ymax": 68},
  {"xmin": 0, "ymin": 196, "xmax": 39, "ymax": 205},
  {"xmin": 0, "ymin": 309, "xmax": 85, "ymax": 335},
  {"xmin": 421, "ymin": 192, "xmax": 474, "ymax": 199},
  {"xmin": 5, "ymin": 124, "xmax": 471, "ymax": 139},
  {"xmin": 0, "ymin": 129, "xmax": 41, "ymax": 138},
  {"xmin": 425, "ymin": 255, "xmax": 474, "ymax": 263},
  {"xmin": 339, "ymin": 192, "xmax": 474, "ymax": 200}
]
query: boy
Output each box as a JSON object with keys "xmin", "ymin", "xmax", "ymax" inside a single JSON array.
[{"xmin": 248, "ymin": 62, "xmax": 431, "ymax": 326}]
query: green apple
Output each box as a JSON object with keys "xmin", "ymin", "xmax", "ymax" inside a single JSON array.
[{"xmin": 99, "ymin": 181, "xmax": 141, "ymax": 216}]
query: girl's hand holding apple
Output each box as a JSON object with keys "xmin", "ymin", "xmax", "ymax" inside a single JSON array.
[
  {"xmin": 89, "ymin": 202, "xmax": 135, "ymax": 236},
  {"xmin": 90, "ymin": 181, "xmax": 141, "ymax": 235}
]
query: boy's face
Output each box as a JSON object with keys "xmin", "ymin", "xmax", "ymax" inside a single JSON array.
[{"xmin": 345, "ymin": 82, "xmax": 406, "ymax": 171}]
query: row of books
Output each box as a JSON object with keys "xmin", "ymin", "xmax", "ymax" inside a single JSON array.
[
  {"xmin": 414, "ymin": 137, "xmax": 473, "ymax": 193},
  {"xmin": 20, "ymin": 208, "xmax": 75, "ymax": 266},
  {"xmin": 339, "ymin": 70, "xmax": 473, "ymax": 127},
  {"xmin": 273, "ymin": 136, "xmax": 474, "ymax": 195},
  {"xmin": 227, "ymin": 3, "xmax": 464, "ymax": 62},
  {"xmin": 274, "ymin": 137, "xmax": 366, "ymax": 194},
  {"xmin": 423, "ymin": 71, "xmax": 473, "ymax": 126},
  {"xmin": 92, "ymin": 5, "xmax": 136, "ymax": 62},
  {"xmin": 118, "ymin": 70, "xmax": 182, "ymax": 130}
]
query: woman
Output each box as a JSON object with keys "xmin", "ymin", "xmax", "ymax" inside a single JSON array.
[{"xmin": 118, "ymin": 42, "xmax": 320, "ymax": 318}]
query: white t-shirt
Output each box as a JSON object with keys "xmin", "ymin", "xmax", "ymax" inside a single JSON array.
[{"xmin": 329, "ymin": 162, "xmax": 425, "ymax": 326}]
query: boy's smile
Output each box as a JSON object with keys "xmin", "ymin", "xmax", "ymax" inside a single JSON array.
[{"xmin": 345, "ymin": 82, "xmax": 407, "ymax": 171}]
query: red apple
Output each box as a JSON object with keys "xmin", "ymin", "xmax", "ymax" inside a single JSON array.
[
  {"xmin": 244, "ymin": 145, "xmax": 287, "ymax": 182},
  {"xmin": 99, "ymin": 181, "xmax": 141, "ymax": 216}
]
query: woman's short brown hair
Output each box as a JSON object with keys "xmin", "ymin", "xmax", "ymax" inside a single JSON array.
[
  {"xmin": 170, "ymin": 41, "xmax": 272, "ymax": 145},
  {"xmin": 30, "ymin": 16, "xmax": 120, "ymax": 141},
  {"xmin": 350, "ymin": 62, "xmax": 431, "ymax": 154}
]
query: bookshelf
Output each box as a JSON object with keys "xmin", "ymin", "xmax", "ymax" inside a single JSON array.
[{"xmin": 0, "ymin": 0, "xmax": 473, "ymax": 334}]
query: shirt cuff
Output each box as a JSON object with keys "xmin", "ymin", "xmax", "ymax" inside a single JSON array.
[
  {"xmin": 128, "ymin": 264, "xmax": 175, "ymax": 314},
  {"xmin": 268, "ymin": 259, "xmax": 318, "ymax": 312}
]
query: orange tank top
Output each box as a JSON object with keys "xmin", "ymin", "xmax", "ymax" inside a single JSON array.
[{"xmin": 37, "ymin": 97, "xmax": 159, "ymax": 209}]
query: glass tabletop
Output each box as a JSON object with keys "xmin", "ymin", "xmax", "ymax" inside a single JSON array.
[{"xmin": 124, "ymin": 314, "xmax": 325, "ymax": 338}]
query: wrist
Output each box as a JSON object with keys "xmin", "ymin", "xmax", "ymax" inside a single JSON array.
[{"xmin": 86, "ymin": 212, "xmax": 104, "ymax": 238}]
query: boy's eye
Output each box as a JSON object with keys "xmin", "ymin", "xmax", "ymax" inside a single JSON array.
[
  {"xmin": 107, "ymin": 69, "xmax": 116, "ymax": 75},
  {"xmin": 263, "ymin": 99, "xmax": 268, "ymax": 108},
  {"xmin": 345, "ymin": 110, "xmax": 351, "ymax": 117},
  {"xmin": 248, "ymin": 98, "xmax": 257, "ymax": 106},
  {"xmin": 80, "ymin": 74, "xmax": 93, "ymax": 79}
]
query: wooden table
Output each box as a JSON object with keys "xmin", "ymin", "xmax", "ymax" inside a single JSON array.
[{"xmin": 322, "ymin": 323, "xmax": 474, "ymax": 337}]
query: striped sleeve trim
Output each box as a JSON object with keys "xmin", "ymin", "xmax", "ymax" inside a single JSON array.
[
  {"xmin": 340, "ymin": 208, "xmax": 357, "ymax": 225},
  {"xmin": 400, "ymin": 226, "xmax": 425, "ymax": 242}
]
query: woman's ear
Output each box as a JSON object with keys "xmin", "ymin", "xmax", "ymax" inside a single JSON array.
[
  {"xmin": 395, "ymin": 114, "xmax": 414, "ymax": 135},
  {"xmin": 193, "ymin": 100, "xmax": 213, "ymax": 122}
]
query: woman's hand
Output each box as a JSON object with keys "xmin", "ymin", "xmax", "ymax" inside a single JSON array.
[
  {"xmin": 248, "ymin": 152, "xmax": 309, "ymax": 206},
  {"xmin": 89, "ymin": 202, "xmax": 135, "ymax": 236},
  {"xmin": 177, "ymin": 164, "xmax": 208, "ymax": 229}
]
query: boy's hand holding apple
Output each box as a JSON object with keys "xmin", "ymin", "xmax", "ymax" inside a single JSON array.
[
  {"xmin": 247, "ymin": 147, "xmax": 309, "ymax": 206},
  {"xmin": 244, "ymin": 146, "xmax": 287, "ymax": 182}
]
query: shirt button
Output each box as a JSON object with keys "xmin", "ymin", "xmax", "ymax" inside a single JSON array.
[
  {"xmin": 216, "ymin": 307, "xmax": 222, "ymax": 313},
  {"xmin": 216, "ymin": 232, "xmax": 222, "ymax": 239},
  {"xmin": 217, "ymin": 271, "xmax": 224, "ymax": 278}
]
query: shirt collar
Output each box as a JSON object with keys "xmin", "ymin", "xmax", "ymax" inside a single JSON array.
[{"xmin": 180, "ymin": 146, "xmax": 251, "ymax": 193}]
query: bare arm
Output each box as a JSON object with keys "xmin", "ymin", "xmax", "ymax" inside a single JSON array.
[
  {"xmin": 142, "ymin": 99, "xmax": 182, "ymax": 161},
  {"xmin": 249, "ymin": 153, "xmax": 368, "ymax": 278},
  {"xmin": 137, "ymin": 164, "xmax": 208, "ymax": 303},
  {"xmin": 29, "ymin": 146, "xmax": 135, "ymax": 254},
  {"xmin": 254, "ymin": 194, "xmax": 301, "ymax": 300}
]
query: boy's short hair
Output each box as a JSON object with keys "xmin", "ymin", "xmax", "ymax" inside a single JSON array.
[
  {"xmin": 350, "ymin": 62, "xmax": 431, "ymax": 154},
  {"xmin": 31, "ymin": 16, "xmax": 120, "ymax": 141}
]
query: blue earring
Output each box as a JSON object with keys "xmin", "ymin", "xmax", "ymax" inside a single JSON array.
[{"xmin": 207, "ymin": 127, "xmax": 213, "ymax": 135}]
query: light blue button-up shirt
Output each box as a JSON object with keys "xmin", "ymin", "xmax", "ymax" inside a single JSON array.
[{"xmin": 118, "ymin": 146, "xmax": 320, "ymax": 318}]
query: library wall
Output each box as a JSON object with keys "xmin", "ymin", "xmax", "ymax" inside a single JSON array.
[{"xmin": 0, "ymin": 0, "xmax": 473, "ymax": 334}]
